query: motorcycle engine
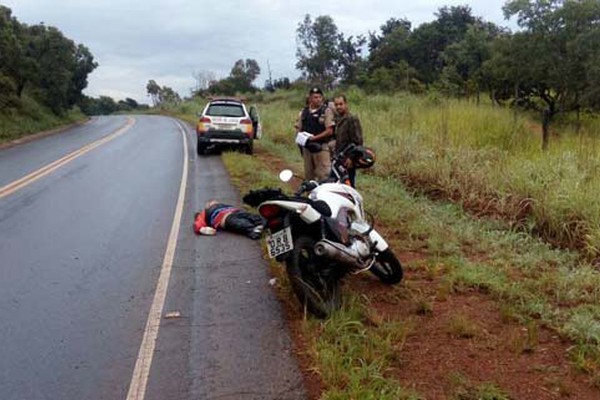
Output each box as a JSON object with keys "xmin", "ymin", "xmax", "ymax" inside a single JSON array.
[{"xmin": 349, "ymin": 236, "xmax": 370, "ymax": 258}]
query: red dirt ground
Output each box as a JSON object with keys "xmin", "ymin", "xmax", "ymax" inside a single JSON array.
[{"xmin": 252, "ymin": 147, "xmax": 600, "ymax": 399}]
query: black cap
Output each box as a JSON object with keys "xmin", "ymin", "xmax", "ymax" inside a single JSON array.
[{"xmin": 309, "ymin": 87, "xmax": 323, "ymax": 95}]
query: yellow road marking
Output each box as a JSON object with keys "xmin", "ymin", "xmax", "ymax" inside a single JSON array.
[
  {"xmin": 126, "ymin": 120, "xmax": 189, "ymax": 400},
  {"xmin": 0, "ymin": 117, "xmax": 136, "ymax": 200}
]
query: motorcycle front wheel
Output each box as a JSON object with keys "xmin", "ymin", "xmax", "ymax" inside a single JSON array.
[
  {"xmin": 285, "ymin": 235, "xmax": 341, "ymax": 318},
  {"xmin": 369, "ymin": 249, "xmax": 403, "ymax": 284}
]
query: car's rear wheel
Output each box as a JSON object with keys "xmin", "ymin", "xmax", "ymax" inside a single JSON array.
[
  {"xmin": 197, "ymin": 142, "xmax": 207, "ymax": 156},
  {"xmin": 244, "ymin": 140, "xmax": 253, "ymax": 155}
]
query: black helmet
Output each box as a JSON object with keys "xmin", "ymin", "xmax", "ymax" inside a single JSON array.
[{"xmin": 350, "ymin": 146, "xmax": 376, "ymax": 169}]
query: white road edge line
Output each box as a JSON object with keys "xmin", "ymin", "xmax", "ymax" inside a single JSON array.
[
  {"xmin": 126, "ymin": 120, "xmax": 189, "ymax": 400},
  {"xmin": 0, "ymin": 117, "xmax": 136, "ymax": 200}
]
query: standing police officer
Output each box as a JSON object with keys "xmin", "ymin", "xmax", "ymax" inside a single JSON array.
[{"xmin": 295, "ymin": 87, "xmax": 335, "ymax": 181}]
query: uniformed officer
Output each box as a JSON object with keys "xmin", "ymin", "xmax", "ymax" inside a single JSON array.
[{"xmin": 295, "ymin": 87, "xmax": 335, "ymax": 181}]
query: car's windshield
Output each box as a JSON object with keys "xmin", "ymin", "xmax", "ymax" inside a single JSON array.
[{"xmin": 206, "ymin": 104, "xmax": 245, "ymax": 118}]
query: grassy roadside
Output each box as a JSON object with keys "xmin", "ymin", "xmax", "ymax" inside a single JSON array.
[
  {"xmin": 220, "ymin": 142, "xmax": 600, "ymax": 398},
  {"xmin": 0, "ymin": 95, "xmax": 86, "ymax": 145},
  {"xmin": 251, "ymin": 89, "xmax": 600, "ymax": 260},
  {"xmin": 221, "ymin": 151, "xmax": 424, "ymax": 399}
]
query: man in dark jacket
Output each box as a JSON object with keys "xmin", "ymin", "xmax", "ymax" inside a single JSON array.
[{"xmin": 333, "ymin": 94, "xmax": 363, "ymax": 187}]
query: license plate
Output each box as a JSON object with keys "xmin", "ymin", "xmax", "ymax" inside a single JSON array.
[
  {"xmin": 216, "ymin": 123, "xmax": 235, "ymax": 130},
  {"xmin": 265, "ymin": 227, "xmax": 293, "ymax": 258}
]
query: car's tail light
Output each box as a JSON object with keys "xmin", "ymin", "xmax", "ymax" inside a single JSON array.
[
  {"xmin": 259, "ymin": 204, "xmax": 281, "ymax": 219},
  {"xmin": 196, "ymin": 117, "xmax": 212, "ymax": 135},
  {"xmin": 240, "ymin": 118, "xmax": 253, "ymax": 137}
]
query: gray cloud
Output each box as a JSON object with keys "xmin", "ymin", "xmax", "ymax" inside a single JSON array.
[{"xmin": 4, "ymin": 0, "xmax": 509, "ymax": 103}]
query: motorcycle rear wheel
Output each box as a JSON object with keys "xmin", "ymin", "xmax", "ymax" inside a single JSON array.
[
  {"xmin": 369, "ymin": 249, "xmax": 403, "ymax": 284},
  {"xmin": 285, "ymin": 235, "xmax": 341, "ymax": 318}
]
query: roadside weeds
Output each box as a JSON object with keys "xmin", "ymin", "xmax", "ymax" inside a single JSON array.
[
  {"xmin": 221, "ymin": 145, "xmax": 600, "ymax": 399},
  {"xmin": 0, "ymin": 117, "xmax": 91, "ymax": 150}
]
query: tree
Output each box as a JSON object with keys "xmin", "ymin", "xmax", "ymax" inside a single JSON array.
[
  {"xmin": 364, "ymin": 8, "xmax": 484, "ymax": 91},
  {"xmin": 124, "ymin": 97, "xmax": 139, "ymax": 108},
  {"xmin": 145, "ymin": 80, "xmax": 180, "ymax": 107},
  {"xmin": 491, "ymin": 0, "xmax": 600, "ymax": 150},
  {"xmin": 28, "ymin": 25, "xmax": 79, "ymax": 114},
  {"xmin": 338, "ymin": 34, "xmax": 366, "ymax": 84},
  {"xmin": 296, "ymin": 14, "xmax": 340, "ymax": 88},
  {"xmin": 158, "ymin": 85, "xmax": 181, "ymax": 106},
  {"xmin": 0, "ymin": 6, "xmax": 22, "ymax": 99},
  {"xmin": 362, "ymin": 61, "xmax": 420, "ymax": 93},
  {"xmin": 0, "ymin": 6, "xmax": 97, "ymax": 114},
  {"xmin": 192, "ymin": 70, "xmax": 216, "ymax": 96},
  {"xmin": 265, "ymin": 77, "xmax": 291, "ymax": 92},
  {"xmin": 205, "ymin": 59, "xmax": 261, "ymax": 95},
  {"xmin": 69, "ymin": 44, "xmax": 97, "ymax": 106},
  {"xmin": 229, "ymin": 59, "xmax": 260, "ymax": 92},
  {"xmin": 146, "ymin": 80, "xmax": 161, "ymax": 106},
  {"xmin": 79, "ymin": 95, "xmax": 146, "ymax": 115},
  {"xmin": 577, "ymin": 27, "xmax": 600, "ymax": 110},
  {"xmin": 405, "ymin": 6, "xmax": 478, "ymax": 84},
  {"xmin": 368, "ymin": 18, "xmax": 412, "ymax": 71},
  {"xmin": 441, "ymin": 22, "xmax": 501, "ymax": 102},
  {"xmin": 0, "ymin": 73, "xmax": 19, "ymax": 109}
]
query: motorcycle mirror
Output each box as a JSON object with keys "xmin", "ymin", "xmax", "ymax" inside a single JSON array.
[{"xmin": 279, "ymin": 169, "xmax": 294, "ymax": 183}]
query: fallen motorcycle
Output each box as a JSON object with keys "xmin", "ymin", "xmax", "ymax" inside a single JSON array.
[{"xmin": 243, "ymin": 145, "xmax": 403, "ymax": 318}]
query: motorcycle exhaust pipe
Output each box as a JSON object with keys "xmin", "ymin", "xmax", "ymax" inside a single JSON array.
[{"xmin": 314, "ymin": 240, "xmax": 362, "ymax": 268}]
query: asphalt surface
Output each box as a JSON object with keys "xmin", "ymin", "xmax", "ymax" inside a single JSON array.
[{"xmin": 0, "ymin": 115, "xmax": 305, "ymax": 400}]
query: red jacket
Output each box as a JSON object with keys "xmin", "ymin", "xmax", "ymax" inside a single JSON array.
[{"xmin": 193, "ymin": 204, "xmax": 238, "ymax": 234}]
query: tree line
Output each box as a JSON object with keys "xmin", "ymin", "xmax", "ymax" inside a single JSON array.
[
  {"xmin": 189, "ymin": 59, "xmax": 263, "ymax": 98},
  {"xmin": 78, "ymin": 96, "xmax": 149, "ymax": 115},
  {"xmin": 186, "ymin": 0, "xmax": 600, "ymax": 149},
  {"xmin": 0, "ymin": 5, "xmax": 97, "ymax": 115},
  {"xmin": 294, "ymin": 0, "xmax": 600, "ymax": 149}
]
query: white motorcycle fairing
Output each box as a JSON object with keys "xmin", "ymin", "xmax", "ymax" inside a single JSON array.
[
  {"xmin": 310, "ymin": 183, "xmax": 389, "ymax": 252},
  {"xmin": 368, "ymin": 228, "xmax": 388, "ymax": 252},
  {"xmin": 309, "ymin": 183, "xmax": 364, "ymax": 219}
]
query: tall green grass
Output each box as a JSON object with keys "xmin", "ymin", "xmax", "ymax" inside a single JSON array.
[
  {"xmin": 0, "ymin": 95, "xmax": 86, "ymax": 143},
  {"xmin": 222, "ymin": 146, "xmax": 600, "ymax": 395},
  {"xmin": 252, "ymin": 88, "xmax": 600, "ymax": 258}
]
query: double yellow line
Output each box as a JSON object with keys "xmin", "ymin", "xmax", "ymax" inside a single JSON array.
[{"xmin": 0, "ymin": 117, "xmax": 136, "ymax": 200}]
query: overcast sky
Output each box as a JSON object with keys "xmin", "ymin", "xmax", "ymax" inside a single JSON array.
[{"xmin": 4, "ymin": 0, "xmax": 513, "ymax": 104}]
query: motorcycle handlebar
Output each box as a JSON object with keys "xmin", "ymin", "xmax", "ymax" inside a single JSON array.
[{"xmin": 294, "ymin": 180, "xmax": 319, "ymax": 196}]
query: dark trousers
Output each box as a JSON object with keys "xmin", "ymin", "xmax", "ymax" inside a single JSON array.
[{"xmin": 223, "ymin": 211, "xmax": 264, "ymax": 237}]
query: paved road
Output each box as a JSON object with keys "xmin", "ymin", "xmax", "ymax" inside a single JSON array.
[{"xmin": 0, "ymin": 115, "xmax": 305, "ymax": 400}]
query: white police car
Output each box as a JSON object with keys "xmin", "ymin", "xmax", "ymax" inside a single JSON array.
[{"xmin": 195, "ymin": 97, "xmax": 262, "ymax": 155}]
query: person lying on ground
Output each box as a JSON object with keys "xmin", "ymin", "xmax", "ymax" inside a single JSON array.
[{"xmin": 193, "ymin": 200, "xmax": 264, "ymax": 240}]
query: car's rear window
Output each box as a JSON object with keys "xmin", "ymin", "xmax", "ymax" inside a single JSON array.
[{"xmin": 206, "ymin": 104, "xmax": 245, "ymax": 117}]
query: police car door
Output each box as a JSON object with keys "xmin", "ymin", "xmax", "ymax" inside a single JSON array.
[{"xmin": 249, "ymin": 105, "xmax": 262, "ymax": 140}]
